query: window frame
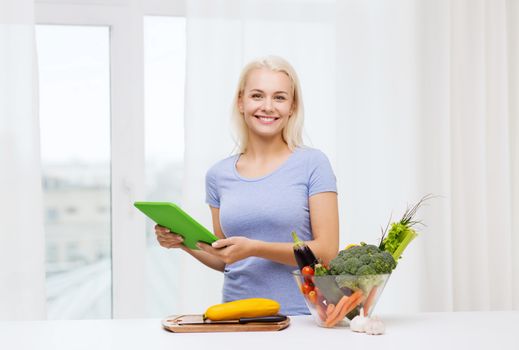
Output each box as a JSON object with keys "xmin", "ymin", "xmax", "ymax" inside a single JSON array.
[{"xmin": 35, "ymin": 0, "xmax": 186, "ymax": 318}]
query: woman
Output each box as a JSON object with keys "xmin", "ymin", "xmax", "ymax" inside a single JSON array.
[{"xmin": 155, "ymin": 56, "xmax": 339, "ymax": 315}]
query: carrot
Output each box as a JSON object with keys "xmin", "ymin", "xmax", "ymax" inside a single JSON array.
[
  {"xmin": 325, "ymin": 293, "xmax": 362, "ymax": 327},
  {"xmin": 316, "ymin": 303, "xmax": 327, "ymax": 322},
  {"xmin": 331, "ymin": 292, "xmax": 363, "ymax": 327},
  {"xmin": 325, "ymin": 295, "xmax": 349, "ymax": 322},
  {"xmin": 363, "ymin": 286, "xmax": 378, "ymax": 317},
  {"xmin": 326, "ymin": 303, "xmax": 336, "ymax": 317},
  {"xmin": 325, "ymin": 290, "xmax": 363, "ymax": 327}
]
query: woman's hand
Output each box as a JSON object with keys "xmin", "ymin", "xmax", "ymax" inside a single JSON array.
[
  {"xmin": 197, "ymin": 236, "xmax": 256, "ymax": 264},
  {"xmin": 155, "ymin": 224, "xmax": 185, "ymax": 249}
]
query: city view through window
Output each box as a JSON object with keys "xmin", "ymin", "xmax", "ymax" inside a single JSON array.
[
  {"xmin": 37, "ymin": 25, "xmax": 112, "ymax": 319},
  {"xmin": 36, "ymin": 17, "xmax": 186, "ymax": 319}
]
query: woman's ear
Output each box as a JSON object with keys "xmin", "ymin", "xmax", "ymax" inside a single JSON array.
[{"xmin": 238, "ymin": 94, "xmax": 244, "ymax": 114}]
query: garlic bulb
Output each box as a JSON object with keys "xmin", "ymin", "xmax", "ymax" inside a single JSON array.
[
  {"xmin": 350, "ymin": 315, "xmax": 369, "ymax": 333},
  {"xmin": 364, "ymin": 316, "xmax": 385, "ymax": 335}
]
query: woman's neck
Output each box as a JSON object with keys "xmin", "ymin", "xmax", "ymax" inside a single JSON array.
[{"xmin": 243, "ymin": 135, "xmax": 291, "ymax": 161}]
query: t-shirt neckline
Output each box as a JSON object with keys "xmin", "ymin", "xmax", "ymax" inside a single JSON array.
[{"xmin": 233, "ymin": 147, "xmax": 300, "ymax": 182}]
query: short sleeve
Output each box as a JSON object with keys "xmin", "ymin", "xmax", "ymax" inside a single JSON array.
[
  {"xmin": 205, "ymin": 167, "xmax": 220, "ymax": 208},
  {"xmin": 308, "ymin": 150, "xmax": 337, "ymax": 196}
]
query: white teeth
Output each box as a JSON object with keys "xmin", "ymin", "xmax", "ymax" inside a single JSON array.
[{"xmin": 258, "ymin": 116, "xmax": 276, "ymax": 122}]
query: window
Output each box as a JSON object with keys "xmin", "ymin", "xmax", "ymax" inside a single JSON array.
[
  {"xmin": 46, "ymin": 243, "xmax": 59, "ymax": 264},
  {"xmin": 143, "ymin": 16, "xmax": 186, "ymax": 317},
  {"xmin": 46, "ymin": 208, "xmax": 59, "ymax": 222},
  {"xmin": 65, "ymin": 206, "xmax": 78, "ymax": 215},
  {"xmin": 34, "ymin": 0, "xmax": 187, "ymax": 318},
  {"xmin": 36, "ymin": 25, "xmax": 112, "ymax": 319}
]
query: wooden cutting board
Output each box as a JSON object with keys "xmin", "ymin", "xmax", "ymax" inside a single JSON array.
[{"xmin": 162, "ymin": 314, "xmax": 291, "ymax": 333}]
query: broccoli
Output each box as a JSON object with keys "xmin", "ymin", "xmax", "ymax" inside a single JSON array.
[
  {"xmin": 329, "ymin": 243, "xmax": 396, "ymax": 294},
  {"xmin": 329, "ymin": 243, "xmax": 396, "ymax": 276},
  {"xmin": 336, "ymin": 273, "xmax": 385, "ymax": 294}
]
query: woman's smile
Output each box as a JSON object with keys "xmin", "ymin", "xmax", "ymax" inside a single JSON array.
[{"xmin": 254, "ymin": 115, "xmax": 280, "ymax": 125}]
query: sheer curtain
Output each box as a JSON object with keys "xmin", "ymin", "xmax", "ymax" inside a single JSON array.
[
  {"xmin": 0, "ymin": 0, "xmax": 46, "ymax": 320},
  {"xmin": 183, "ymin": 0, "xmax": 518, "ymax": 313},
  {"xmin": 417, "ymin": 0, "xmax": 519, "ymax": 311},
  {"xmin": 338, "ymin": 0, "xmax": 519, "ymax": 312}
]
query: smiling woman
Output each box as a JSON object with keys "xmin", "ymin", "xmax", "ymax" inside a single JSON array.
[{"xmin": 154, "ymin": 56, "xmax": 339, "ymax": 316}]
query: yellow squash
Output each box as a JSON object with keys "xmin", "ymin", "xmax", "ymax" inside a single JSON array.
[{"xmin": 203, "ymin": 298, "xmax": 280, "ymax": 321}]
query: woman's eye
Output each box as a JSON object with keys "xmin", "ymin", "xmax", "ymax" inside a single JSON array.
[
  {"xmin": 251, "ymin": 94, "xmax": 262, "ymax": 99},
  {"xmin": 274, "ymin": 95, "xmax": 287, "ymax": 101}
]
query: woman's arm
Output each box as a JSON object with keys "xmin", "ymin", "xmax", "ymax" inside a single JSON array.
[
  {"xmin": 198, "ymin": 192, "xmax": 339, "ymax": 266},
  {"xmin": 305, "ymin": 191, "xmax": 340, "ymax": 263}
]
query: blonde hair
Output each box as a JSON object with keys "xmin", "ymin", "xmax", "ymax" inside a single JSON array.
[{"xmin": 231, "ymin": 56, "xmax": 304, "ymax": 153}]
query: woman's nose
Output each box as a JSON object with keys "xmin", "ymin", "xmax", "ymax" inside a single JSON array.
[{"xmin": 262, "ymin": 98, "xmax": 273, "ymax": 112}]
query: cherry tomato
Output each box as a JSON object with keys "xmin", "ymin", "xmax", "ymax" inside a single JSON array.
[
  {"xmin": 301, "ymin": 266, "xmax": 314, "ymax": 284},
  {"xmin": 307, "ymin": 290, "xmax": 317, "ymax": 304},
  {"xmin": 301, "ymin": 266, "xmax": 314, "ymax": 276},
  {"xmin": 302, "ymin": 282, "xmax": 314, "ymax": 295}
]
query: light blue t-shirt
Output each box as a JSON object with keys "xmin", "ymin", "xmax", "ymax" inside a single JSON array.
[{"xmin": 205, "ymin": 147, "xmax": 337, "ymax": 315}]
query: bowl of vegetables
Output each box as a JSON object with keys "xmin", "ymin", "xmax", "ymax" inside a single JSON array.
[
  {"xmin": 292, "ymin": 244, "xmax": 393, "ymax": 328},
  {"xmin": 292, "ymin": 195, "xmax": 433, "ymax": 328}
]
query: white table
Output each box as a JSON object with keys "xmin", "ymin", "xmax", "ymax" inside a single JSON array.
[{"xmin": 1, "ymin": 311, "xmax": 518, "ymax": 350}]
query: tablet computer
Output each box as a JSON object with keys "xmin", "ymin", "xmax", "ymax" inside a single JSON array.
[{"xmin": 134, "ymin": 201, "xmax": 218, "ymax": 250}]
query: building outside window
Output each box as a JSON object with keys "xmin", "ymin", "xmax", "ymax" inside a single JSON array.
[{"xmin": 36, "ymin": 16, "xmax": 186, "ymax": 319}]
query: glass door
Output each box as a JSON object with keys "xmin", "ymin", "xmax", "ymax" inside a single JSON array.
[{"xmin": 36, "ymin": 25, "xmax": 112, "ymax": 319}]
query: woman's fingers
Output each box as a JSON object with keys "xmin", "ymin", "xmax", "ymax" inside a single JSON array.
[
  {"xmin": 196, "ymin": 242, "xmax": 215, "ymax": 252},
  {"xmin": 156, "ymin": 231, "xmax": 184, "ymax": 249},
  {"xmin": 197, "ymin": 241, "xmax": 236, "ymax": 264},
  {"xmin": 155, "ymin": 224, "xmax": 170, "ymax": 234},
  {"xmin": 211, "ymin": 238, "xmax": 232, "ymax": 248},
  {"xmin": 166, "ymin": 241, "xmax": 183, "ymax": 249},
  {"xmin": 154, "ymin": 225, "xmax": 180, "ymax": 240},
  {"xmin": 160, "ymin": 233, "xmax": 182, "ymax": 242}
]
